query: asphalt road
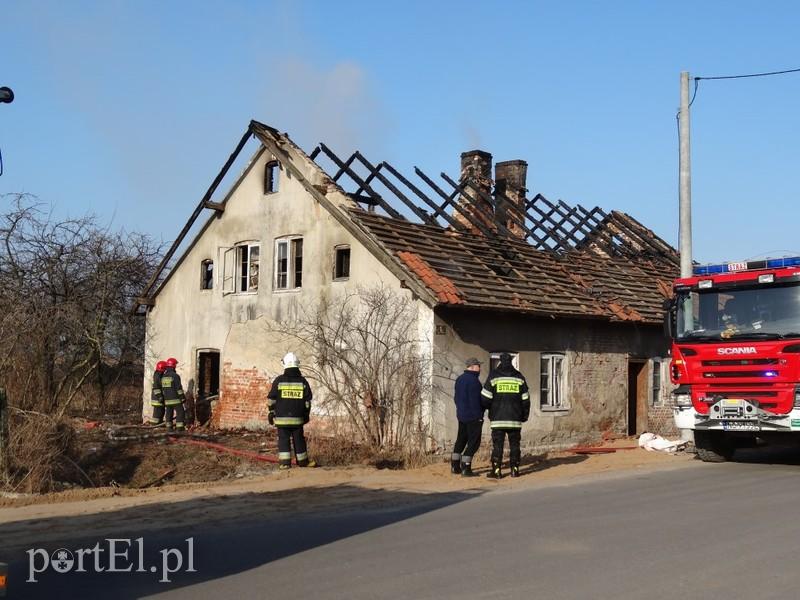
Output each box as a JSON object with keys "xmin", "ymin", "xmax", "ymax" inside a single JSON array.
[{"xmin": 7, "ymin": 448, "xmax": 800, "ymax": 599}]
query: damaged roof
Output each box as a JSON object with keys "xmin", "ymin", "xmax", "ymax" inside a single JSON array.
[
  {"xmin": 350, "ymin": 209, "xmax": 675, "ymax": 323},
  {"xmin": 308, "ymin": 132, "xmax": 678, "ymax": 324},
  {"xmin": 137, "ymin": 120, "xmax": 678, "ymax": 324}
]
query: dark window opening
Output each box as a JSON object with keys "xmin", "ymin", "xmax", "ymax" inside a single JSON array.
[
  {"xmin": 201, "ymin": 259, "xmax": 214, "ymax": 290},
  {"xmin": 334, "ymin": 246, "xmax": 350, "ymax": 280},
  {"xmin": 293, "ymin": 238, "xmax": 303, "ymax": 288},
  {"xmin": 265, "ymin": 161, "xmax": 279, "ymax": 194}
]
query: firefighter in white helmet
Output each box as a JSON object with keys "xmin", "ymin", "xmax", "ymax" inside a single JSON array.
[{"xmin": 267, "ymin": 352, "xmax": 316, "ymax": 469}]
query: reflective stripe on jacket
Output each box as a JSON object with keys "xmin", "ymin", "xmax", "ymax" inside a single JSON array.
[
  {"xmin": 481, "ymin": 369, "xmax": 530, "ymax": 429},
  {"xmin": 150, "ymin": 371, "xmax": 164, "ymax": 406},
  {"xmin": 267, "ymin": 367, "xmax": 312, "ymax": 428},
  {"xmin": 160, "ymin": 368, "xmax": 186, "ymax": 406}
]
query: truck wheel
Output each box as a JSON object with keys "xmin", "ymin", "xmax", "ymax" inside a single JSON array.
[{"xmin": 695, "ymin": 431, "xmax": 735, "ymax": 463}]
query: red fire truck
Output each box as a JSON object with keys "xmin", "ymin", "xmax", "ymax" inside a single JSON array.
[{"xmin": 667, "ymin": 257, "xmax": 800, "ymax": 462}]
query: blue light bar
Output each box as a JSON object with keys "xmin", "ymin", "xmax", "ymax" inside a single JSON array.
[{"xmin": 693, "ymin": 256, "xmax": 800, "ymax": 276}]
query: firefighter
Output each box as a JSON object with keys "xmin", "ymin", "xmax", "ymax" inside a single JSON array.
[
  {"xmin": 161, "ymin": 357, "xmax": 186, "ymax": 431},
  {"xmin": 481, "ymin": 353, "xmax": 530, "ymax": 479},
  {"xmin": 149, "ymin": 360, "xmax": 167, "ymax": 425},
  {"xmin": 267, "ymin": 352, "xmax": 316, "ymax": 470},
  {"xmin": 451, "ymin": 357, "xmax": 484, "ymax": 477}
]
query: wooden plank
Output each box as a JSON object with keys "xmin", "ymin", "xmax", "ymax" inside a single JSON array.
[
  {"xmin": 381, "ymin": 161, "xmax": 464, "ymax": 230},
  {"xmin": 414, "ymin": 167, "xmax": 497, "ymax": 238},
  {"xmin": 354, "ymin": 153, "xmax": 439, "ymax": 226},
  {"xmin": 318, "ymin": 144, "xmax": 405, "ymax": 220},
  {"xmin": 203, "ymin": 201, "xmax": 225, "ymax": 212}
]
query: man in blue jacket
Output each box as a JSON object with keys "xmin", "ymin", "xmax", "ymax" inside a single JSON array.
[{"xmin": 451, "ymin": 357, "xmax": 485, "ymax": 477}]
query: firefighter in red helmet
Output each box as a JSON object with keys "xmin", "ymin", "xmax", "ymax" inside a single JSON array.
[
  {"xmin": 149, "ymin": 360, "xmax": 167, "ymax": 425},
  {"xmin": 161, "ymin": 357, "xmax": 186, "ymax": 431}
]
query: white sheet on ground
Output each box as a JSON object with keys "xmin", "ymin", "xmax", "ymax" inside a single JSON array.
[{"xmin": 638, "ymin": 432, "xmax": 687, "ymax": 453}]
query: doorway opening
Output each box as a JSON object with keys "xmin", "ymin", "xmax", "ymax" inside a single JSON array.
[
  {"xmin": 196, "ymin": 350, "xmax": 220, "ymax": 425},
  {"xmin": 627, "ymin": 359, "xmax": 648, "ymax": 435}
]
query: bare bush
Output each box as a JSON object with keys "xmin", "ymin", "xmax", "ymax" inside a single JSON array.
[
  {"xmin": 7, "ymin": 409, "xmax": 76, "ymax": 493},
  {"xmin": 0, "ymin": 194, "xmax": 161, "ymax": 416},
  {"xmin": 270, "ymin": 286, "xmax": 431, "ymax": 453},
  {"xmin": 0, "ymin": 193, "xmax": 162, "ymax": 491}
]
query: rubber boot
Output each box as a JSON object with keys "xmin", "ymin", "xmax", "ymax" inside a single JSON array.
[
  {"xmin": 450, "ymin": 459, "xmax": 462, "ymax": 475},
  {"xmin": 510, "ymin": 464, "xmax": 520, "ymax": 478},
  {"xmin": 487, "ymin": 461, "xmax": 502, "ymax": 479},
  {"xmin": 298, "ymin": 458, "xmax": 317, "ymax": 468},
  {"xmin": 461, "ymin": 460, "xmax": 477, "ymax": 477}
]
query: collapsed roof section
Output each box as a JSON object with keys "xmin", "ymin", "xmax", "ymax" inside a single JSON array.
[
  {"xmin": 136, "ymin": 120, "xmax": 678, "ymax": 324},
  {"xmin": 310, "ymin": 142, "xmax": 678, "ymax": 261},
  {"xmin": 310, "ymin": 140, "xmax": 678, "ymax": 323}
]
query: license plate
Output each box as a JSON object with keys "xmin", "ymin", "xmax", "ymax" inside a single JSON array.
[
  {"xmin": 721, "ymin": 399, "xmax": 743, "ymax": 406},
  {"xmin": 722, "ymin": 420, "xmax": 758, "ymax": 431}
]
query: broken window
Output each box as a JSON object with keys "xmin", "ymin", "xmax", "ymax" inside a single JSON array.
[
  {"xmin": 334, "ymin": 245, "xmax": 350, "ymax": 280},
  {"xmin": 275, "ymin": 236, "xmax": 303, "ymax": 290},
  {"xmin": 651, "ymin": 359, "xmax": 662, "ymax": 405},
  {"xmin": 200, "ymin": 259, "xmax": 214, "ymax": 290},
  {"xmin": 233, "ymin": 243, "xmax": 259, "ymax": 293},
  {"xmin": 540, "ymin": 353, "xmax": 567, "ymax": 410},
  {"xmin": 265, "ymin": 160, "xmax": 279, "ymax": 194}
]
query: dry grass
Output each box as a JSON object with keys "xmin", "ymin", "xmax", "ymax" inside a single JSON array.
[{"xmin": 6, "ymin": 410, "xmax": 77, "ymax": 493}]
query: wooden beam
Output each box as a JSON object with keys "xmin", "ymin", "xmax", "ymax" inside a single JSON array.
[
  {"xmin": 203, "ymin": 201, "xmax": 225, "ymax": 212},
  {"xmin": 318, "ymin": 143, "xmax": 405, "ymax": 220},
  {"xmin": 354, "ymin": 153, "xmax": 439, "ymax": 226},
  {"xmin": 135, "ymin": 125, "xmax": 254, "ymax": 311},
  {"xmin": 381, "ymin": 161, "xmax": 464, "ymax": 231}
]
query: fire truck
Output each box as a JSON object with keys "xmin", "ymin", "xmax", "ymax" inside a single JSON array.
[{"xmin": 666, "ymin": 257, "xmax": 800, "ymax": 462}]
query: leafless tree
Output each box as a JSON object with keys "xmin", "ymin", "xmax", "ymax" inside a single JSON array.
[
  {"xmin": 0, "ymin": 194, "xmax": 162, "ymax": 490},
  {"xmin": 269, "ymin": 285, "xmax": 431, "ymax": 452},
  {"xmin": 0, "ymin": 194, "xmax": 162, "ymax": 414}
]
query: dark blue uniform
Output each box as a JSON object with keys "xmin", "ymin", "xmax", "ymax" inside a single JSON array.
[{"xmin": 451, "ymin": 370, "xmax": 484, "ymax": 475}]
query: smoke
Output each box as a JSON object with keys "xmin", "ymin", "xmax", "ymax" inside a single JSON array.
[
  {"xmin": 461, "ymin": 122, "xmax": 483, "ymax": 150},
  {"xmin": 262, "ymin": 57, "xmax": 390, "ymax": 158}
]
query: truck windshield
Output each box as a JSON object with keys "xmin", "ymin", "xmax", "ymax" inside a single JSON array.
[{"xmin": 676, "ymin": 282, "xmax": 800, "ymax": 341}]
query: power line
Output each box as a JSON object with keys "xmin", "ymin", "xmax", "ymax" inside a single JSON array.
[
  {"xmin": 687, "ymin": 66, "xmax": 800, "ymax": 107},
  {"xmin": 696, "ymin": 67, "xmax": 800, "ymax": 81}
]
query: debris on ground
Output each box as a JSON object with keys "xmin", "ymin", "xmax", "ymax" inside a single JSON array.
[{"xmin": 637, "ymin": 432, "xmax": 688, "ymax": 453}]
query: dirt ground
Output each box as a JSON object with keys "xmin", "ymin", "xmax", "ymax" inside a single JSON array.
[{"xmin": 0, "ymin": 434, "xmax": 697, "ymax": 554}]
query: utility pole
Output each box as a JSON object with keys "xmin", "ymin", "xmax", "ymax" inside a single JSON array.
[{"xmin": 679, "ymin": 71, "xmax": 693, "ymax": 277}]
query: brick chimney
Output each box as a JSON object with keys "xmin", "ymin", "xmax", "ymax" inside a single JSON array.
[
  {"xmin": 494, "ymin": 159, "xmax": 527, "ymax": 238},
  {"xmin": 454, "ymin": 150, "xmax": 494, "ymax": 233}
]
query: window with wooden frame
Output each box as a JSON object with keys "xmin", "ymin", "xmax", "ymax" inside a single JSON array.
[
  {"xmin": 200, "ymin": 259, "xmax": 214, "ymax": 290},
  {"xmin": 274, "ymin": 236, "xmax": 303, "ymax": 290},
  {"xmin": 540, "ymin": 353, "xmax": 567, "ymax": 410},
  {"xmin": 265, "ymin": 161, "xmax": 280, "ymax": 194},
  {"xmin": 220, "ymin": 242, "xmax": 259, "ymax": 294},
  {"xmin": 334, "ymin": 245, "xmax": 350, "ymax": 280}
]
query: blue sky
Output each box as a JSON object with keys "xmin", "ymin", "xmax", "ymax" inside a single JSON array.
[{"xmin": 2, "ymin": 1, "xmax": 800, "ymax": 262}]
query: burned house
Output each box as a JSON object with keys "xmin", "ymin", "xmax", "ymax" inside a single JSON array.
[{"xmin": 136, "ymin": 120, "xmax": 679, "ymax": 449}]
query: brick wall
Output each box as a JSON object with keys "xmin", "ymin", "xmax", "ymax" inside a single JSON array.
[
  {"xmin": 648, "ymin": 402, "xmax": 678, "ymax": 436},
  {"xmin": 216, "ymin": 362, "xmax": 271, "ymax": 429}
]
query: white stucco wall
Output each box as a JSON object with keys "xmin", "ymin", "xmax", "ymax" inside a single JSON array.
[{"xmin": 143, "ymin": 143, "xmax": 419, "ymax": 425}]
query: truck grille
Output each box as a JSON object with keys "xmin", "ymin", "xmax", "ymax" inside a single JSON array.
[
  {"xmin": 703, "ymin": 371, "xmax": 778, "ymax": 378},
  {"xmin": 702, "ymin": 358, "xmax": 778, "ymax": 366}
]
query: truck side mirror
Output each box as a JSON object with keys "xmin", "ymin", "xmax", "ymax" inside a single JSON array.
[{"xmin": 663, "ymin": 298, "xmax": 676, "ymax": 338}]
